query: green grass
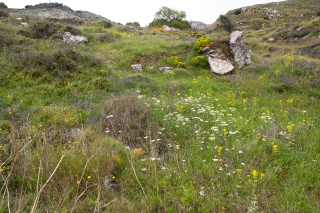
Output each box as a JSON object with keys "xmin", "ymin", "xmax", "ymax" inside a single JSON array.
[{"xmin": 1, "ymin": 2, "xmax": 320, "ymax": 211}]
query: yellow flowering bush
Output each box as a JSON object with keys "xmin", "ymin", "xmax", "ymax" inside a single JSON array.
[{"xmin": 194, "ymin": 37, "xmax": 211, "ymax": 53}]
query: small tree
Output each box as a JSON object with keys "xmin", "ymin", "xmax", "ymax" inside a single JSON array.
[
  {"xmin": 218, "ymin": 15, "xmax": 234, "ymax": 33},
  {"xmin": 150, "ymin": 6, "xmax": 189, "ymax": 30},
  {"xmin": 154, "ymin": 6, "xmax": 186, "ymax": 22}
]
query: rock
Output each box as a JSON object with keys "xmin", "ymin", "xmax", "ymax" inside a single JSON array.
[
  {"xmin": 206, "ymin": 54, "xmax": 234, "ymax": 75},
  {"xmin": 189, "ymin": 21, "xmax": 208, "ymax": 31},
  {"xmin": 9, "ymin": 3, "xmax": 114, "ymax": 24},
  {"xmin": 230, "ymin": 31, "xmax": 252, "ymax": 68},
  {"xmin": 162, "ymin": 25, "xmax": 180, "ymax": 32},
  {"xmin": 296, "ymin": 26, "xmax": 305, "ymax": 31},
  {"xmin": 264, "ymin": 8, "xmax": 282, "ymax": 20},
  {"xmin": 268, "ymin": 38, "xmax": 275, "ymax": 42},
  {"xmin": 21, "ymin": 22, "xmax": 28, "ymax": 26},
  {"xmin": 159, "ymin": 66, "xmax": 173, "ymax": 73},
  {"xmin": 0, "ymin": 2, "xmax": 8, "ymax": 9},
  {"xmin": 63, "ymin": 32, "xmax": 88, "ymax": 44},
  {"xmin": 131, "ymin": 64, "xmax": 143, "ymax": 71},
  {"xmin": 202, "ymin": 47, "xmax": 214, "ymax": 54}
]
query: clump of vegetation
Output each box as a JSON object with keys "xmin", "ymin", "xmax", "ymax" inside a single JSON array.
[
  {"xmin": 103, "ymin": 93, "xmax": 159, "ymax": 148},
  {"xmin": 0, "ymin": 10, "xmax": 8, "ymax": 17},
  {"xmin": 97, "ymin": 20, "xmax": 113, "ymax": 28},
  {"xmin": 192, "ymin": 55, "xmax": 209, "ymax": 68},
  {"xmin": 234, "ymin": 8, "xmax": 242, "ymax": 15},
  {"xmin": 64, "ymin": 25, "xmax": 82, "ymax": 35},
  {"xmin": 126, "ymin": 22, "xmax": 140, "ymax": 27},
  {"xmin": 194, "ymin": 37, "xmax": 211, "ymax": 53},
  {"xmin": 218, "ymin": 15, "xmax": 234, "ymax": 33},
  {"xmin": 18, "ymin": 21, "xmax": 62, "ymax": 39},
  {"xmin": 249, "ymin": 18, "xmax": 269, "ymax": 30},
  {"xmin": 96, "ymin": 32, "xmax": 115, "ymax": 42},
  {"xmin": 169, "ymin": 56, "xmax": 186, "ymax": 68}
]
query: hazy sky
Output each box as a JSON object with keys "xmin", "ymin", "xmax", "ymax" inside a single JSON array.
[{"xmin": 7, "ymin": 0, "xmax": 285, "ymax": 26}]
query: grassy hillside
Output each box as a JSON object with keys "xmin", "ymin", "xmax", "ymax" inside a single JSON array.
[{"xmin": 0, "ymin": 0, "xmax": 320, "ymax": 212}]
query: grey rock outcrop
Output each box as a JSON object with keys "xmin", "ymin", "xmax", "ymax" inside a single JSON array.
[
  {"xmin": 265, "ymin": 8, "xmax": 283, "ymax": 20},
  {"xmin": 162, "ymin": 25, "xmax": 180, "ymax": 32},
  {"xmin": 230, "ymin": 31, "xmax": 252, "ymax": 68},
  {"xmin": 0, "ymin": 2, "xmax": 8, "ymax": 9},
  {"xmin": 9, "ymin": 3, "xmax": 114, "ymax": 24},
  {"xmin": 189, "ymin": 21, "xmax": 208, "ymax": 31},
  {"xmin": 63, "ymin": 32, "xmax": 88, "ymax": 44},
  {"xmin": 206, "ymin": 54, "xmax": 234, "ymax": 75}
]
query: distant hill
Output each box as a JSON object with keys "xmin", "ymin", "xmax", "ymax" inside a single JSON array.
[{"xmin": 7, "ymin": 2, "xmax": 115, "ymax": 24}]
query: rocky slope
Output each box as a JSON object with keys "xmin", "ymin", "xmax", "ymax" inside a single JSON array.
[{"xmin": 7, "ymin": 2, "xmax": 114, "ymax": 24}]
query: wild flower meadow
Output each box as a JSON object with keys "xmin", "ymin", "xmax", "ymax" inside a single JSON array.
[{"xmin": 0, "ymin": 3, "xmax": 320, "ymax": 212}]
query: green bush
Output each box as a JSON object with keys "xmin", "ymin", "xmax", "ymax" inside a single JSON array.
[
  {"xmin": 64, "ymin": 25, "xmax": 82, "ymax": 35},
  {"xmin": 149, "ymin": 19, "xmax": 189, "ymax": 30},
  {"xmin": 218, "ymin": 15, "xmax": 234, "ymax": 33},
  {"xmin": 249, "ymin": 18, "xmax": 268, "ymax": 30},
  {"xmin": 192, "ymin": 55, "xmax": 209, "ymax": 68},
  {"xmin": 18, "ymin": 21, "xmax": 62, "ymax": 39},
  {"xmin": 97, "ymin": 20, "xmax": 113, "ymax": 28},
  {"xmin": 97, "ymin": 33, "xmax": 115, "ymax": 42},
  {"xmin": 194, "ymin": 37, "xmax": 211, "ymax": 53},
  {"xmin": 126, "ymin": 22, "xmax": 140, "ymax": 27},
  {"xmin": 234, "ymin": 8, "xmax": 242, "ymax": 15}
]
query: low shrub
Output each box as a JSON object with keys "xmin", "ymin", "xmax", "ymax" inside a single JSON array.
[
  {"xmin": 97, "ymin": 20, "xmax": 113, "ymax": 28},
  {"xmin": 234, "ymin": 8, "xmax": 242, "ymax": 15},
  {"xmin": 192, "ymin": 55, "xmax": 209, "ymax": 68},
  {"xmin": 194, "ymin": 37, "xmax": 211, "ymax": 53},
  {"xmin": 169, "ymin": 56, "xmax": 186, "ymax": 68},
  {"xmin": 126, "ymin": 22, "xmax": 140, "ymax": 27},
  {"xmin": 249, "ymin": 18, "xmax": 268, "ymax": 30},
  {"xmin": 64, "ymin": 25, "xmax": 82, "ymax": 35},
  {"xmin": 171, "ymin": 68, "xmax": 191, "ymax": 77},
  {"xmin": 218, "ymin": 15, "xmax": 234, "ymax": 33},
  {"xmin": 0, "ymin": 10, "xmax": 9, "ymax": 17},
  {"xmin": 103, "ymin": 93, "xmax": 159, "ymax": 148},
  {"xmin": 97, "ymin": 33, "xmax": 115, "ymax": 42},
  {"xmin": 149, "ymin": 19, "xmax": 190, "ymax": 30},
  {"xmin": 18, "ymin": 21, "xmax": 62, "ymax": 39}
]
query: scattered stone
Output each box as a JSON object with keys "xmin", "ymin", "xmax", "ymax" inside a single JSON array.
[
  {"xmin": 16, "ymin": 17, "xmax": 22, "ymax": 20},
  {"xmin": 128, "ymin": 26, "xmax": 137, "ymax": 32},
  {"xmin": 230, "ymin": 31, "xmax": 252, "ymax": 68},
  {"xmin": 131, "ymin": 64, "xmax": 143, "ymax": 71},
  {"xmin": 21, "ymin": 22, "xmax": 28, "ymax": 26},
  {"xmin": 265, "ymin": 8, "xmax": 283, "ymax": 20},
  {"xmin": 206, "ymin": 54, "xmax": 234, "ymax": 75},
  {"xmin": 159, "ymin": 66, "xmax": 173, "ymax": 73},
  {"xmin": 63, "ymin": 32, "xmax": 88, "ymax": 44},
  {"xmin": 296, "ymin": 26, "xmax": 305, "ymax": 31},
  {"xmin": 268, "ymin": 38, "xmax": 275, "ymax": 42},
  {"xmin": 71, "ymin": 128, "xmax": 82, "ymax": 138},
  {"xmin": 162, "ymin": 25, "xmax": 180, "ymax": 32},
  {"xmin": 202, "ymin": 47, "xmax": 214, "ymax": 54}
]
